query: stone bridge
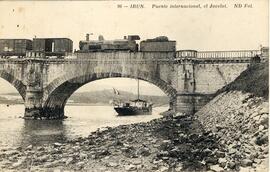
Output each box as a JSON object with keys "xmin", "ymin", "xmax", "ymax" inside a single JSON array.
[{"xmin": 0, "ymin": 49, "xmax": 266, "ymax": 119}]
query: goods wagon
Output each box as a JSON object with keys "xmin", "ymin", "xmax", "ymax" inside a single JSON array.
[
  {"xmin": 33, "ymin": 38, "xmax": 73, "ymax": 56},
  {"xmin": 140, "ymin": 36, "xmax": 176, "ymax": 52},
  {"xmin": 0, "ymin": 39, "xmax": 32, "ymax": 57}
]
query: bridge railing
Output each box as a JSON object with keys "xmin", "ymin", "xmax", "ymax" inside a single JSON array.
[
  {"xmin": 176, "ymin": 50, "xmax": 262, "ymax": 59},
  {"xmin": 197, "ymin": 50, "xmax": 261, "ymax": 59}
]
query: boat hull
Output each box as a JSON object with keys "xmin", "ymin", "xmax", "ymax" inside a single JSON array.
[{"xmin": 114, "ymin": 107, "xmax": 152, "ymax": 116}]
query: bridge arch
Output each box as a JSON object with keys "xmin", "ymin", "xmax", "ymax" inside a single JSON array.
[
  {"xmin": 43, "ymin": 72, "xmax": 177, "ymax": 118},
  {"xmin": 0, "ymin": 71, "xmax": 26, "ymax": 100}
]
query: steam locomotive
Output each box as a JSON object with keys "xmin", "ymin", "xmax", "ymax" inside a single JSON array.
[{"xmin": 78, "ymin": 34, "xmax": 140, "ymax": 52}]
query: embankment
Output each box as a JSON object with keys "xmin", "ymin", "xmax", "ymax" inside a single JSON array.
[{"xmin": 195, "ymin": 63, "xmax": 269, "ymax": 171}]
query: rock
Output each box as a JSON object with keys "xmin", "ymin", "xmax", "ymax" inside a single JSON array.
[
  {"xmin": 79, "ymin": 153, "xmax": 88, "ymax": 160},
  {"xmin": 210, "ymin": 164, "xmax": 224, "ymax": 172},
  {"xmin": 253, "ymin": 158, "xmax": 262, "ymax": 164},
  {"xmin": 107, "ymin": 162, "xmax": 118, "ymax": 167},
  {"xmin": 153, "ymin": 159, "xmax": 163, "ymax": 164},
  {"xmin": 227, "ymin": 161, "xmax": 236, "ymax": 169},
  {"xmin": 253, "ymin": 115, "xmax": 261, "ymax": 121},
  {"xmin": 203, "ymin": 148, "xmax": 212, "ymax": 154},
  {"xmin": 65, "ymin": 157, "xmax": 74, "ymax": 165},
  {"xmin": 133, "ymin": 159, "xmax": 142, "ymax": 165},
  {"xmin": 256, "ymin": 132, "xmax": 268, "ymax": 145},
  {"xmin": 53, "ymin": 142, "xmax": 62, "ymax": 147},
  {"xmin": 215, "ymin": 150, "xmax": 225, "ymax": 158},
  {"xmin": 175, "ymin": 163, "xmax": 183, "ymax": 171},
  {"xmin": 258, "ymin": 125, "xmax": 264, "ymax": 131},
  {"xmin": 98, "ymin": 127, "xmax": 110, "ymax": 132},
  {"xmin": 6, "ymin": 150, "xmax": 19, "ymax": 156},
  {"xmin": 26, "ymin": 145, "xmax": 33, "ymax": 150},
  {"xmin": 137, "ymin": 147, "xmax": 151, "ymax": 156},
  {"xmin": 12, "ymin": 160, "xmax": 23, "ymax": 168},
  {"xmin": 37, "ymin": 155, "xmax": 49, "ymax": 162},
  {"xmin": 259, "ymin": 103, "xmax": 268, "ymax": 114},
  {"xmin": 125, "ymin": 164, "xmax": 137, "ymax": 171},
  {"xmin": 218, "ymin": 158, "xmax": 227, "ymax": 167},
  {"xmin": 43, "ymin": 161, "xmax": 60, "ymax": 168},
  {"xmin": 162, "ymin": 140, "xmax": 171, "ymax": 144},
  {"xmin": 228, "ymin": 148, "xmax": 237, "ymax": 154},
  {"xmin": 262, "ymin": 146, "xmax": 268, "ymax": 154},
  {"xmin": 205, "ymin": 157, "xmax": 218, "ymax": 164},
  {"xmin": 257, "ymin": 154, "xmax": 266, "ymax": 159},
  {"xmin": 77, "ymin": 161, "xmax": 85, "ymax": 167},
  {"xmin": 161, "ymin": 157, "xmax": 169, "ymax": 160},
  {"xmin": 159, "ymin": 166, "xmax": 169, "ymax": 172},
  {"xmin": 37, "ymin": 147, "xmax": 45, "ymax": 151},
  {"xmin": 104, "ymin": 156, "xmax": 110, "ymax": 160},
  {"xmin": 241, "ymin": 159, "xmax": 253, "ymax": 167}
]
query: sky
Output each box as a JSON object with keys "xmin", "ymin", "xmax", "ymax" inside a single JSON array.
[{"xmin": 0, "ymin": 0, "xmax": 268, "ymax": 96}]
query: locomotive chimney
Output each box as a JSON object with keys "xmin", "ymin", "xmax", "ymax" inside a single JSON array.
[{"xmin": 86, "ymin": 34, "xmax": 90, "ymax": 41}]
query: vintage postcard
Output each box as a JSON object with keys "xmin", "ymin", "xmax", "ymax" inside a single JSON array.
[{"xmin": 0, "ymin": 0, "xmax": 268, "ymax": 171}]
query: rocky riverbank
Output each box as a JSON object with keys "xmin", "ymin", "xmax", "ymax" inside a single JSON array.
[
  {"xmin": 0, "ymin": 113, "xmax": 221, "ymax": 172},
  {"xmin": 195, "ymin": 91, "xmax": 268, "ymax": 172},
  {"xmin": 0, "ymin": 101, "xmax": 267, "ymax": 172}
]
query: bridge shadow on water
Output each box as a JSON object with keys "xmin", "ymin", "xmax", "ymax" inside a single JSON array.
[{"xmin": 19, "ymin": 119, "xmax": 68, "ymax": 147}]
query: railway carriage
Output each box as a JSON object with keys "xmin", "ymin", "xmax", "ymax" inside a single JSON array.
[{"xmin": 0, "ymin": 39, "xmax": 32, "ymax": 58}]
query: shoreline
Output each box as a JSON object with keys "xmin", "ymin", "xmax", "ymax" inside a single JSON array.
[{"xmin": 0, "ymin": 107, "xmax": 267, "ymax": 171}]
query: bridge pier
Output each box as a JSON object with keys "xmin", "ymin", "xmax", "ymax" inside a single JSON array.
[
  {"xmin": 175, "ymin": 93, "xmax": 213, "ymax": 115},
  {"xmin": 24, "ymin": 104, "xmax": 66, "ymax": 120},
  {"xmin": 24, "ymin": 88, "xmax": 65, "ymax": 119},
  {"xmin": 24, "ymin": 89, "xmax": 44, "ymax": 119}
]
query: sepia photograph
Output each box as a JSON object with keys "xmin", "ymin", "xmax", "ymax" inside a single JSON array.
[{"xmin": 0, "ymin": 0, "xmax": 268, "ymax": 171}]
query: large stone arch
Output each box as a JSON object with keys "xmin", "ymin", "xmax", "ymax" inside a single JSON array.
[
  {"xmin": 42, "ymin": 72, "xmax": 177, "ymax": 118},
  {"xmin": 0, "ymin": 70, "xmax": 26, "ymax": 100}
]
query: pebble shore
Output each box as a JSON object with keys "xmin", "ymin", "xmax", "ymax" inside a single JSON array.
[{"xmin": 0, "ymin": 91, "xmax": 268, "ymax": 172}]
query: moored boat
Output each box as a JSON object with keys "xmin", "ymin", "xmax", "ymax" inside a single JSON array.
[
  {"xmin": 113, "ymin": 79, "xmax": 153, "ymax": 116},
  {"xmin": 114, "ymin": 99, "xmax": 152, "ymax": 116}
]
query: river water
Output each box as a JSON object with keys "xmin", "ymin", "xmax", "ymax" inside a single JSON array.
[{"xmin": 0, "ymin": 104, "xmax": 168, "ymax": 149}]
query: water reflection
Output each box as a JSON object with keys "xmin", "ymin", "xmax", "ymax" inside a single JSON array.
[{"xmin": 19, "ymin": 120, "xmax": 68, "ymax": 146}]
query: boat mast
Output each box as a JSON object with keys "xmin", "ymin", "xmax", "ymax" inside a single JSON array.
[{"xmin": 137, "ymin": 78, "xmax": 140, "ymax": 100}]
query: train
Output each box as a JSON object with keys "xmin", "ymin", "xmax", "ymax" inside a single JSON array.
[
  {"xmin": 77, "ymin": 34, "xmax": 176, "ymax": 53},
  {"xmin": 0, "ymin": 35, "xmax": 269, "ymax": 60},
  {"xmin": 0, "ymin": 34, "xmax": 176, "ymax": 58}
]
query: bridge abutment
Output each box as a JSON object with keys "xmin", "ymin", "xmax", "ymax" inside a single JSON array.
[{"xmin": 175, "ymin": 93, "xmax": 214, "ymax": 115}]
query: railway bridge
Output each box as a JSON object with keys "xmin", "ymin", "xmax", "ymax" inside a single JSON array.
[{"xmin": 0, "ymin": 49, "xmax": 267, "ymax": 119}]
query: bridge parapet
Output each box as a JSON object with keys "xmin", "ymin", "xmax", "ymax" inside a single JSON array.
[
  {"xmin": 67, "ymin": 51, "xmax": 175, "ymax": 60},
  {"xmin": 176, "ymin": 49, "xmax": 262, "ymax": 59},
  {"xmin": 197, "ymin": 50, "xmax": 261, "ymax": 59}
]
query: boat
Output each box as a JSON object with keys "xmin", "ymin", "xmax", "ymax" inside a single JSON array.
[{"xmin": 113, "ymin": 79, "xmax": 152, "ymax": 116}]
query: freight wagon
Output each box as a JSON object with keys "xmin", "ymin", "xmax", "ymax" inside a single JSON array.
[
  {"xmin": 32, "ymin": 38, "xmax": 73, "ymax": 56},
  {"xmin": 0, "ymin": 39, "xmax": 32, "ymax": 58},
  {"xmin": 140, "ymin": 36, "xmax": 176, "ymax": 52}
]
